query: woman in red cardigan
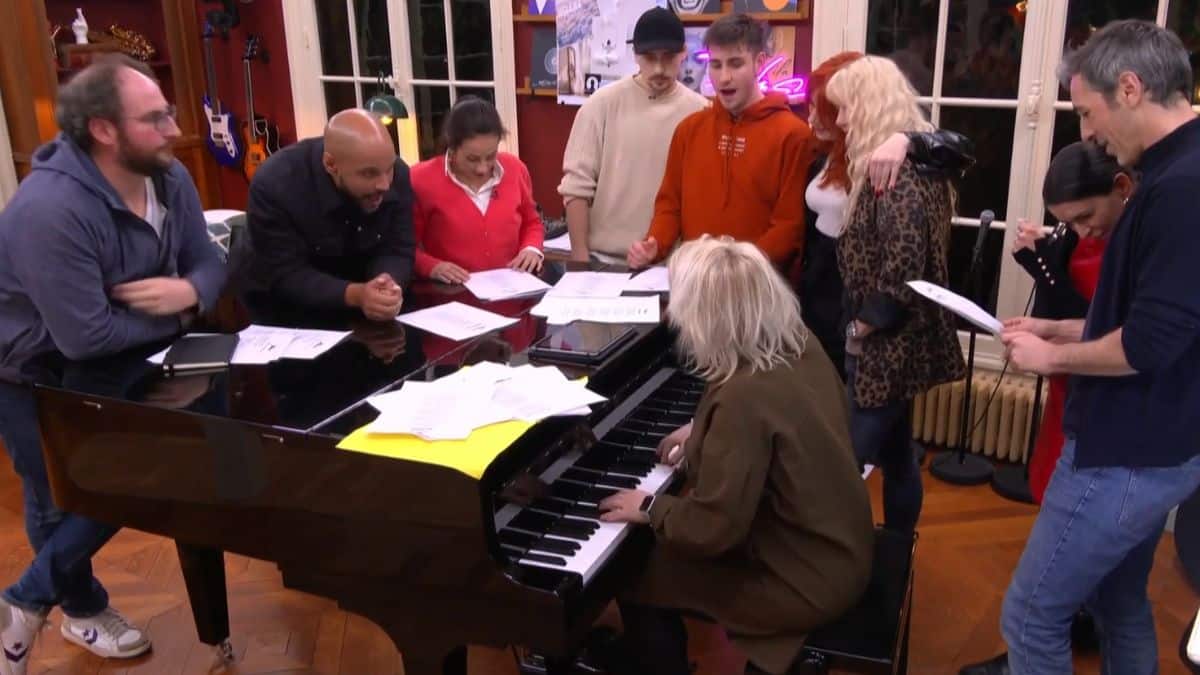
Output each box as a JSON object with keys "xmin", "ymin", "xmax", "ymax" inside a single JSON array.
[{"xmin": 410, "ymin": 97, "xmax": 544, "ymax": 283}]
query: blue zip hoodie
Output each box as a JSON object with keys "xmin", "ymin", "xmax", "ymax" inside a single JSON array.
[{"xmin": 0, "ymin": 134, "xmax": 226, "ymax": 383}]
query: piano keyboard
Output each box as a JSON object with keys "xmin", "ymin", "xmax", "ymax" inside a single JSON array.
[{"xmin": 495, "ymin": 368, "xmax": 705, "ymax": 586}]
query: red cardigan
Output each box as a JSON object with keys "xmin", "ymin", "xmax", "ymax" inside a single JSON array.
[{"xmin": 410, "ymin": 152, "xmax": 544, "ymax": 278}]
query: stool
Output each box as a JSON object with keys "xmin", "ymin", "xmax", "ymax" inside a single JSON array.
[{"xmin": 790, "ymin": 527, "xmax": 916, "ymax": 675}]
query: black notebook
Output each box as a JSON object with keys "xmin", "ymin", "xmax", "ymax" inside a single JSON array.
[{"xmin": 162, "ymin": 334, "xmax": 239, "ymax": 374}]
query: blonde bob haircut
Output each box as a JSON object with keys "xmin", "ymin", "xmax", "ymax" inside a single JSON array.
[
  {"xmin": 823, "ymin": 55, "xmax": 934, "ymax": 216},
  {"xmin": 666, "ymin": 236, "xmax": 808, "ymax": 384}
]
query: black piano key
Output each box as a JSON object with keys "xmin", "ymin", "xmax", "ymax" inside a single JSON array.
[
  {"xmin": 549, "ymin": 481, "xmax": 588, "ymax": 502},
  {"xmin": 583, "ymin": 486, "xmax": 619, "ymax": 503},
  {"xmin": 604, "ymin": 429, "xmax": 646, "ymax": 446},
  {"xmin": 561, "ymin": 467, "xmax": 639, "ymax": 489},
  {"xmin": 519, "ymin": 552, "xmax": 569, "ymax": 567},
  {"xmin": 509, "ymin": 510, "xmax": 554, "ymax": 534},
  {"xmin": 606, "ymin": 461, "xmax": 653, "ymax": 478},
  {"xmin": 500, "ymin": 528, "xmax": 580, "ymax": 555},
  {"xmin": 530, "ymin": 497, "xmax": 566, "ymax": 511},
  {"xmin": 549, "ymin": 522, "xmax": 597, "ymax": 541},
  {"xmin": 566, "ymin": 503, "xmax": 602, "ymax": 519},
  {"xmin": 590, "ymin": 441, "xmax": 659, "ymax": 460}
]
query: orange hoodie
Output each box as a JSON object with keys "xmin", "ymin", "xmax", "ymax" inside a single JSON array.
[{"xmin": 647, "ymin": 92, "xmax": 815, "ymax": 264}]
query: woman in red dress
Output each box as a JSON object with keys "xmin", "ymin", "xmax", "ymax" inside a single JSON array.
[{"xmin": 1013, "ymin": 141, "xmax": 1131, "ymax": 503}]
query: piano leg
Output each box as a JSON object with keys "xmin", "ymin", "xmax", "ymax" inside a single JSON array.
[{"xmin": 175, "ymin": 542, "xmax": 234, "ymax": 663}]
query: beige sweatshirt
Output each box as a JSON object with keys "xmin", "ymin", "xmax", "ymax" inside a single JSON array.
[{"xmin": 559, "ymin": 77, "xmax": 709, "ymax": 256}]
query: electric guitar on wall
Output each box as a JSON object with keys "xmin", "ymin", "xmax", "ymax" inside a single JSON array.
[
  {"xmin": 202, "ymin": 21, "xmax": 242, "ymax": 166},
  {"xmin": 241, "ymin": 35, "xmax": 281, "ymax": 181}
]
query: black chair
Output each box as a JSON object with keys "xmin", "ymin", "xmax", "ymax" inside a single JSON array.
[{"xmin": 789, "ymin": 527, "xmax": 916, "ymax": 675}]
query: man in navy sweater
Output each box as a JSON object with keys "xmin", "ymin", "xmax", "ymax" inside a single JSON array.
[
  {"xmin": 998, "ymin": 20, "xmax": 1200, "ymax": 675},
  {"xmin": 0, "ymin": 56, "xmax": 225, "ymax": 673}
]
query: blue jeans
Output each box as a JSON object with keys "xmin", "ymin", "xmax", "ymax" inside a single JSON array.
[
  {"xmin": 1002, "ymin": 438, "xmax": 1200, "ymax": 675},
  {"xmin": 0, "ymin": 381, "xmax": 112, "ymax": 617},
  {"xmin": 845, "ymin": 356, "xmax": 922, "ymax": 533}
]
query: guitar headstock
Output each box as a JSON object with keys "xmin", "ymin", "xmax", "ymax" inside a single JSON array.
[{"xmin": 243, "ymin": 34, "xmax": 260, "ymax": 62}]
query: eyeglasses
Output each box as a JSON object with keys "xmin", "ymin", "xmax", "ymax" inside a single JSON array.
[{"xmin": 129, "ymin": 105, "xmax": 178, "ymax": 133}]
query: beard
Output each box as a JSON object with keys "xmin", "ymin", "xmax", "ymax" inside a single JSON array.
[
  {"xmin": 334, "ymin": 173, "xmax": 386, "ymax": 213},
  {"xmin": 116, "ymin": 129, "xmax": 174, "ymax": 176}
]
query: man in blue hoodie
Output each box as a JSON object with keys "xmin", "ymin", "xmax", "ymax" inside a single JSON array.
[{"xmin": 0, "ymin": 55, "xmax": 226, "ymax": 673}]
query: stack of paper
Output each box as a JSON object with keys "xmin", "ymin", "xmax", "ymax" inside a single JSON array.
[
  {"xmin": 147, "ymin": 325, "xmax": 350, "ymax": 365},
  {"xmin": 364, "ymin": 362, "xmax": 605, "ymax": 440},
  {"xmin": 907, "ymin": 280, "xmax": 1003, "ymax": 335},
  {"xmin": 531, "ymin": 295, "xmax": 661, "ymax": 325},
  {"xmin": 546, "ymin": 271, "xmax": 631, "ymax": 298},
  {"xmin": 543, "ymin": 231, "xmax": 572, "ymax": 253},
  {"xmin": 462, "ymin": 268, "xmax": 551, "ymax": 301},
  {"xmin": 396, "ymin": 301, "xmax": 518, "ymax": 341},
  {"xmin": 623, "ymin": 266, "xmax": 670, "ymax": 293}
]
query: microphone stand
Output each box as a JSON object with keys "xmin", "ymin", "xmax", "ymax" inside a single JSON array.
[
  {"xmin": 930, "ymin": 213, "xmax": 996, "ymax": 485},
  {"xmin": 991, "ymin": 373, "xmax": 1040, "ymax": 503}
]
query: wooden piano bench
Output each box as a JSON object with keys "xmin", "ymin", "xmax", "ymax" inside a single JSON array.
[{"xmin": 787, "ymin": 527, "xmax": 916, "ymax": 675}]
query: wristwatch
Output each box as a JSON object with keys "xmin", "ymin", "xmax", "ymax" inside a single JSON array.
[{"xmin": 639, "ymin": 495, "xmax": 655, "ymax": 513}]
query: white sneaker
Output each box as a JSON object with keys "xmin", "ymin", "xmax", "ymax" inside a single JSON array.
[
  {"xmin": 60, "ymin": 607, "xmax": 151, "ymax": 659},
  {"xmin": 0, "ymin": 597, "xmax": 46, "ymax": 675}
]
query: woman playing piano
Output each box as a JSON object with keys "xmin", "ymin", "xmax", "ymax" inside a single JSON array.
[{"xmin": 598, "ymin": 236, "xmax": 875, "ymax": 675}]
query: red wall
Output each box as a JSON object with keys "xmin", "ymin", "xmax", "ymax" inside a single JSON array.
[{"xmin": 194, "ymin": 0, "xmax": 297, "ymax": 210}]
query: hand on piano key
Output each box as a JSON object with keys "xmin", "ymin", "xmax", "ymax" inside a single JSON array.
[
  {"xmin": 656, "ymin": 421, "xmax": 692, "ymax": 470},
  {"xmin": 598, "ymin": 489, "xmax": 652, "ymax": 524}
]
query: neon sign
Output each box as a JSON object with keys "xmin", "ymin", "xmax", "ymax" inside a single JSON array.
[{"xmin": 694, "ymin": 50, "xmax": 808, "ymax": 103}]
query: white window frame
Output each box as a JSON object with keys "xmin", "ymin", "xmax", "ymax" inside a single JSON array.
[
  {"xmin": 0, "ymin": 86, "xmax": 17, "ymax": 207},
  {"xmin": 282, "ymin": 0, "xmax": 519, "ymax": 155}
]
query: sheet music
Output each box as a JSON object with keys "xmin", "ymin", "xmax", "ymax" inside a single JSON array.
[
  {"xmin": 624, "ymin": 266, "xmax": 670, "ymax": 293},
  {"xmin": 907, "ymin": 280, "xmax": 1004, "ymax": 335},
  {"xmin": 396, "ymin": 301, "xmax": 518, "ymax": 341},
  {"xmin": 365, "ymin": 362, "xmax": 605, "ymax": 439},
  {"xmin": 462, "ymin": 268, "xmax": 551, "ymax": 301},
  {"xmin": 546, "ymin": 271, "xmax": 632, "ymax": 298},
  {"xmin": 543, "ymin": 231, "xmax": 572, "ymax": 252},
  {"xmin": 531, "ymin": 295, "xmax": 660, "ymax": 325}
]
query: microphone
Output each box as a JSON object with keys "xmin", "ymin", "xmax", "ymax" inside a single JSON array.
[{"xmin": 972, "ymin": 209, "xmax": 995, "ymax": 265}]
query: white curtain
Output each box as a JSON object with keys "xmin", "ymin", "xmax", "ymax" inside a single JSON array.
[{"xmin": 0, "ymin": 86, "xmax": 17, "ymax": 208}]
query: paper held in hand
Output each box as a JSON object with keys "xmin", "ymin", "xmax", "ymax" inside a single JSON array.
[{"xmin": 907, "ymin": 280, "xmax": 1004, "ymax": 335}]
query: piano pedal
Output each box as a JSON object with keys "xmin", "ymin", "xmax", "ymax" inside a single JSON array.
[
  {"xmin": 516, "ymin": 648, "xmax": 603, "ymax": 675},
  {"xmin": 211, "ymin": 638, "xmax": 235, "ymax": 667}
]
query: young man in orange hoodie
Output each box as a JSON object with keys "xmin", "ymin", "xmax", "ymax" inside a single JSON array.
[{"xmin": 627, "ymin": 13, "xmax": 814, "ymax": 268}]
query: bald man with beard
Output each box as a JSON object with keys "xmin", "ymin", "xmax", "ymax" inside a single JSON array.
[{"xmin": 240, "ymin": 109, "xmax": 415, "ymax": 321}]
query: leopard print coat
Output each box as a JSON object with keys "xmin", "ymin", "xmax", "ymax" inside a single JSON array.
[{"xmin": 837, "ymin": 165, "xmax": 966, "ymax": 408}]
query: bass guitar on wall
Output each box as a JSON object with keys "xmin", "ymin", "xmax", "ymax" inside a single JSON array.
[{"xmin": 201, "ymin": 20, "xmax": 242, "ymax": 167}]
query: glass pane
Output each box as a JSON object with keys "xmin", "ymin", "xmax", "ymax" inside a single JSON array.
[
  {"xmin": 1166, "ymin": 0, "xmax": 1200, "ymax": 104},
  {"xmin": 866, "ymin": 0, "xmax": 938, "ymax": 96},
  {"xmin": 452, "ymin": 0, "xmax": 494, "ymax": 81},
  {"xmin": 455, "ymin": 87, "xmax": 495, "ymax": 105},
  {"xmin": 939, "ymin": 105, "xmax": 1016, "ymax": 221},
  {"xmin": 315, "ymin": 0, "xmax": 353, "ymax": 76},
  {"xmin": 942, "ymin": 1, "xmax": 1024, "ymax": 99},
  {"xmin": 410, "ymin": 0, "xmax": 450, "ymax": 80},
  {"xmin": 354, "ymin": 0, "xmax": 392, "ymax": 78},
  {"xmin": 947, "ymin": 226, "xmax": 1005, "ymax": 315},
  {"xmin": 414, "ymin": 85, "xmax": 452, "ymax": 160},
  {"xmin": 1059, "ymin": 0, "xmax": 1158, "ymax": 100},
  {"xmin": 360, "ymin": 84, "xmax": 402, "ymax": 149},
  {"xmin": 324, "ymin": 81, "xmax": 359, "ymax": 117}
]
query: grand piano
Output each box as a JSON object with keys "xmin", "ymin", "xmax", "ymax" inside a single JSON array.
[{"xmin": 30, "ymin": 266, "xmax": 699, "ymax": 674}]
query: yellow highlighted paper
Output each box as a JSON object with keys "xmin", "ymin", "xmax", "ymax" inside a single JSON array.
[{"xmin": 336, "ymin": 419, "xmax": 534, "ymax": 479}]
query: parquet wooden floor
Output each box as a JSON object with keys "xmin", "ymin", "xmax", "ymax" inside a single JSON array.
[{"xmin": 1, "ymin": 449, "xmax": 1195, "ymax": 675}]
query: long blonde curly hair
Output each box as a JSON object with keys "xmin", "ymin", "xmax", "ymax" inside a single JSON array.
[{"xmin": 823, "ymin": 56, "xmax": 934, "ymax": 218}]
